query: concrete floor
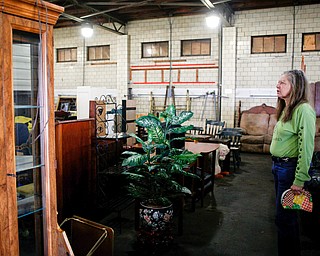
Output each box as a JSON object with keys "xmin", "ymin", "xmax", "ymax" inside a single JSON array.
[{"xmin": 100, "ymin": 153, "xmax": 320, "ymax": 256}]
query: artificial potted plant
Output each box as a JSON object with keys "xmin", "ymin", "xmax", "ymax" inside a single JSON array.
[{"xmin": 122, "ymin": 104, "xmax": 200, "ymax": 249}]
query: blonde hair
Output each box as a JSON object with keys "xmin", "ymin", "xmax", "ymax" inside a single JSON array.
[{"xmin": 276, "ymin": 69, "xmax": 310, "ymax": 122}]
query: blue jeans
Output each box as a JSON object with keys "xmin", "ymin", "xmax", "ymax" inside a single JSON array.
[{"xmin": 272, "ymin": 160, "xmax": 301, "ymax": 256}]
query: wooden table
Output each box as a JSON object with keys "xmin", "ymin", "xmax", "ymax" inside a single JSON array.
[
  {"xmin": 185, "ymin": 141, "xmax": 219, "ymax": 211},
  {"xmin": 185, "ymin": 141, "xmax": 219, "ymax": 154},
  {"xmin": 186, "ymin": 134, "xmax": 212, "ymax": 142}
]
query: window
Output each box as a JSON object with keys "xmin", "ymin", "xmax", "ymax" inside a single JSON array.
[
  {"xmin": 181, "ymin": 39, "xmax": 211, "ymax": 56},
  {"xmin": 302, "ymin": 33, "xmax": 320, "ymax": 52},
  {"xmin": 87, "ymin": 45, "xmax": 110, "ymax": 61},
  {"xmin": 251, "ymin": 35, "xmax": 286, "ymax": 54},
  {"xmin": 142, "ymin": 41, "xmax": 168, "ymax": 58},
  {"xmin": 57, "ymin": 47, "xmax": 77, "ymax": 62}
]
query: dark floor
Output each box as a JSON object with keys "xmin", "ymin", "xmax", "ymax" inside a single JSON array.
[{"xmin": 100, "ymin": 153, "xmax": 320, "ymax": 256}]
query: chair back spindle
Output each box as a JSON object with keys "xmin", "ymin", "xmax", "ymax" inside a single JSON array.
[{"xmin": 204, "ymin": 120, "xmax": 225, "ymax": 138}]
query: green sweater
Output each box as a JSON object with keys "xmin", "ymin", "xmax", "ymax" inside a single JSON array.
[{"xmin": 270, "ymin": 103, "xmax": 316, "ymax": 187}]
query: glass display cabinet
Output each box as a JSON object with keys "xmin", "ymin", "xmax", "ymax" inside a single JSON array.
[{"xmin": 0, "ymin": 0, "xmax": 63, "ymax": 255}]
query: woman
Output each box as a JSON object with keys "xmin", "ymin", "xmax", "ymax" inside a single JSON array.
[{"xmin": 270, "ymin": 69, "xmax": 316, "ymax": 256}]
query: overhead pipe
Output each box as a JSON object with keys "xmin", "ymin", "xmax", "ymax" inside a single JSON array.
[
  {"xmin": 217, "ymin": 22, "xmax": 223, "ymax": 121},
  {"xmin": 291, "ymin": 5, "xmax": 296, "ymax": 69}
]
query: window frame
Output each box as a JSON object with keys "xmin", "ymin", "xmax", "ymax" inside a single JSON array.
[
  {"xmin": 251, "ymin": 34, "xmax": 287, "ymax": 54},
  {"xmin": 302, "ymin": 32, "xmax": 320, "ymax": 52},
  {"xmin": 181, "ymin": 38, "xmax": 211, "ymax": 57},
  {"xmin": 141, "ymin": 41, "xmax": 169, "ymax": 58},
  {"xmin": 56, "ymin": 47, "xmax": 77, "ymax": 63},
  {"xmin": 87, "ymin": 45, "xmax": 110, "ymax": 61}
]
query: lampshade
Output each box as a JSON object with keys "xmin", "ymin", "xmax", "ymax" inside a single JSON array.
[
  {"xmin": 81, "ymin": 23, "xmax": 93, "ymax": 38},
  {"xmin": 206, "ymin": 14, "xmax": 220, "ymax": 29}
]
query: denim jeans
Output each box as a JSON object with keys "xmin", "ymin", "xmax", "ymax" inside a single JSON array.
[{"xmin": 272, "ymin": 160, "xmax": 301, "ymax": 256}]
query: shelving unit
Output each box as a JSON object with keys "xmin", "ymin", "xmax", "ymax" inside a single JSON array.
[{"xmin": 0, "ymin": 0, "xmax": 63, "ymax": 255}]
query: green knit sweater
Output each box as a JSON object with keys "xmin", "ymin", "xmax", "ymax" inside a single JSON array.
[{"xmin": 270, "ymin": 103, "xmax": 316, "ymax": 187}]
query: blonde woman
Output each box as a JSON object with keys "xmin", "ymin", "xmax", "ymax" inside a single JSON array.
[{"xmin": 270, "ymin": 69, "xmax": 316, "ymax": 256}]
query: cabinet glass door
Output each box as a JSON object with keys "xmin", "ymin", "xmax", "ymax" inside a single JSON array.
[{"xmin": 13, "ymin": 30, "xmax": 44, "ymax": 255}]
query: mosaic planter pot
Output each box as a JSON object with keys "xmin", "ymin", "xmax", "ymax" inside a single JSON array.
[{"xmin": 137, "ymin": 202, "xmax": 174, "ymax": 249}]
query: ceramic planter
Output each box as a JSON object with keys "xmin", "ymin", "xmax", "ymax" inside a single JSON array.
[{"xmin": 137, "ymin": 202, "xmax": 174, "ymax": 249}]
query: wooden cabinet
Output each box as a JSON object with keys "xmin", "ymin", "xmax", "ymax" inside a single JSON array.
[
  {"xmin": 0, "ymin": 0, "xmax": 63, "ymax": 255},
  {"xmin": 55, "ymin": 119, "xmax": 95, "ymax": 224}
]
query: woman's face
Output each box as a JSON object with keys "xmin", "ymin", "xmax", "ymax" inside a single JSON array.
[{"xmin": 276, "ymin": 74, "xmax": 292, "ymax": 100}]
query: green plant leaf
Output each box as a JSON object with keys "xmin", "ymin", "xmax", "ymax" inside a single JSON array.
[
  {"xmin": 128, "ymin": 132, "xmax": 146, "ymax": 145},
  {"xmin": 168, "ymin": 125, "xmax": 194, "ymax": 134},
  {"xmin": 141, "ymin": 141, "xmax": 156, "ymax": 154},
  {"xmin": 136, "ymin": 114, "xmax": 160, "ymax": 129},
  {"xmin": 148, "ymin": 126, "xmax": 165, "ymax": 144},
  {"xmin": 181, "ymin": 186, "xmax": 192, "ymax": 195},
  {"xmin": 121, "ymin": 104, "xmax": 202, "ymax": 207},
  {"xmin": 163, "ymin": 104, "xmax": 176, "ymax": 117},
  {"xmin": 173, "ymin": 151, "xmax": 200, "ymax": 163},
  {"xmin": 172, "ymin": 111, "xmax": 193, "ymax": 125},
  {"xmin": 122, "ymin": 154, "xmax": 148, "ymax": 167},
  {"xmin": 122, "ymin": 150, "xmax": 139, "ymax": 156}
]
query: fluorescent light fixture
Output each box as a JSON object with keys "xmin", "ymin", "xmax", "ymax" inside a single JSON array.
[
  {"xmin": 81, "ymin": 22, "xmax": 93, "ymax": 38},
  {"xmin": 206, "ymin": 14, "xmax": 220, "ymax": 29},
  {"xmin": 201, "ymin": 0, "xmax": 215, "ymax": 9}
]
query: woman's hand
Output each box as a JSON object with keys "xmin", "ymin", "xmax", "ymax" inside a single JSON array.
[{"xmin": 290, "ymin": 184, "xmax": 303, "ymax": 194}]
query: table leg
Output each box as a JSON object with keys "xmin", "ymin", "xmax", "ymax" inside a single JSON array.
[{"xmin": 207, "ymin": 150, "xmax": 216, "ymax": 210}]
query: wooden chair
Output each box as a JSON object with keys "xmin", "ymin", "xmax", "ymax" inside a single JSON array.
[
  {"xmin": 188, "ymin": 126, "xmax": 204, "ymax": 135},
  {"xmin": 203, "ymin": 120, "xmax": 225, "ymax": 138},
  {"xmin": 217, "ymin": 128, "xmax": 242, "ymax": 172},
  {"xmin": 201, "ymin": 120, "xmax": 232, "ymax": 173}
]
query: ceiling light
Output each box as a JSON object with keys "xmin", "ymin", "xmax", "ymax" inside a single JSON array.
[
  {"xmin": 81, "ymin": 22, "xmax": 93, "ymax": 38},
  {"xmin": 201, "ymin": 0, "xmax": 215, "ymax": 9},
  {"xmin": 206, "ymin": 14, "xmax": 220, "ymax": 29}
]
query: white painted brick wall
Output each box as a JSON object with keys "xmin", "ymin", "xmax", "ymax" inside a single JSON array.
[
  {"xmin": 53, "ymin": 4, "xmax": 320, "ymax": 129},
  {"xmin": 127, "ymin": 15, "xmax": 220, "ymax": 126},
  {"xmin": 234, "ymin": 4, "xmax": 320, "ymax": 115}
]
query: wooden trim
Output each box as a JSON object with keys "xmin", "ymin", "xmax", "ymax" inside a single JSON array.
[
  {"xmin": 43, "ymin": 24, "xmax": 59, "ymax": 256},
  {"xmin": 1, "ymin": 0, "xmax": 64, "ymax": 25},
  {"xmin": 0, "ymin": 13, "xmax": 19, "ymax": 256},
  {"xmin": 154, "ymin": 59, "xmax": 187, "ymax": 63},
  {"xmin": 90, "ymin": 61, "xmax": 117, "ymax": 65}
]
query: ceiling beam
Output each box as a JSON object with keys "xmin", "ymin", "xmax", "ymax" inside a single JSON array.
[
  {"xmin": 69, "ymin": 0, "xmax": 126, "ymax": 25},
  {"xmin": 60, "ymin": 12, "xmax": 125, "ymax": 35},
  {"xmin": 80, "ymin": 0, "xmax": 152, "ymax": 19},
  {"xmin": 86, "ymin": 1, "xmax": 204, "ymax": 7}
]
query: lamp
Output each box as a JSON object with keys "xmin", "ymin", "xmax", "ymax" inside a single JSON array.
[
  {"xmin": 206, "ymin": 14, "xmax": 220, "ymax": 29},
  {"xmin": 81, "ymin": 22, "xmax": 93, "ymax": 38}
]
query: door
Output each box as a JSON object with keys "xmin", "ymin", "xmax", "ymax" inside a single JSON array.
[{"xmin": 13, "ymin": 29, "xmax": 46, "ymax": 255}]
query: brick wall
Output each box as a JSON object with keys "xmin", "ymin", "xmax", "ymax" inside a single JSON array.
[
  {"xmin": 53, "ymin": 4, "xmax": 320, "ymax": 127},
  {"xmin": 233, "ymin": 4, "xmax": 320, "ymax": 117}
]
